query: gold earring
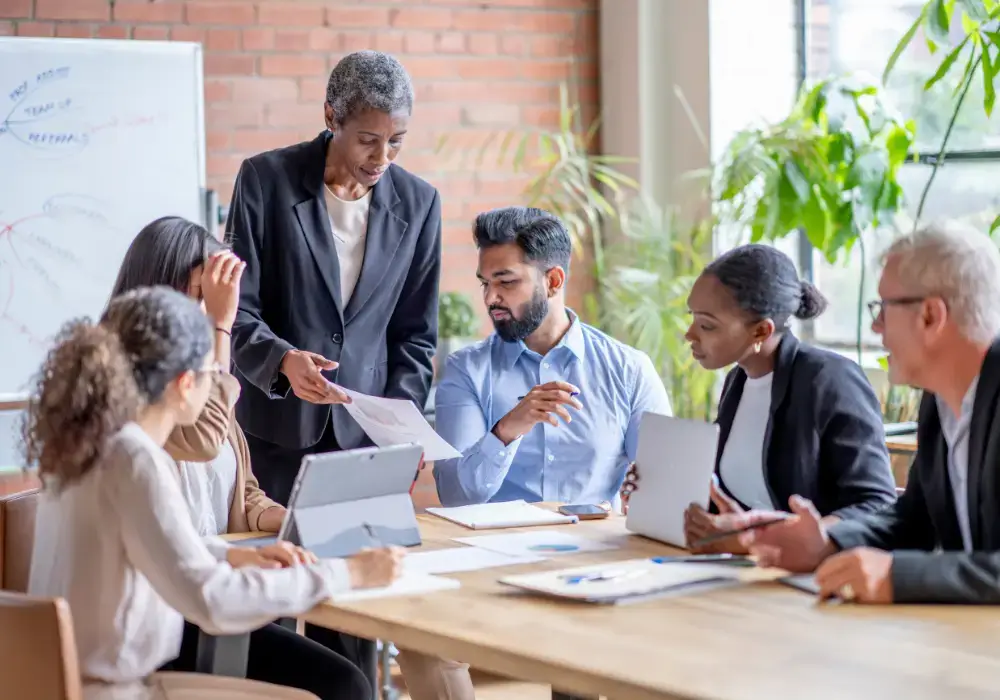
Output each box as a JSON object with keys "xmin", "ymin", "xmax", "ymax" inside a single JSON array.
[{"xmin": 753, "ymin": 341, "xmax": 762, "ymax": 354}]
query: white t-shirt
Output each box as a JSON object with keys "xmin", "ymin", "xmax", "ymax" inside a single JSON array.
[
  {"xmin": 324, "ymin": 184, "xmax": 372, "ymax": 305},
  {"xmin": 177, "ymin": 439, "xmax": 238, "ymax": 536},
  {"xmin": 718, "ymin": 372, "xmax": 775, "ymax": 509}
]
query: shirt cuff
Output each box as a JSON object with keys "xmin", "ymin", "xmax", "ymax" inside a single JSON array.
[
  {"xmin": 203, "ymin": 536, "xmax": 231, "ymax": 562},
  {"xmin": 477, "ymin": 430, "xmax": 521, "ymax": 485},
  {"xmin": 319, "ymin": 558, "xmax": 353, "ymax": 594}
]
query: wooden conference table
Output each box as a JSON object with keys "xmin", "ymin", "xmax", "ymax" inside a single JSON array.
[{"xmin": 210, "ymin": 510, "xmax": 1000, "ymax": 700}]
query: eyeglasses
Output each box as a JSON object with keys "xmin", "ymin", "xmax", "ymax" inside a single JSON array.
[{"xmin": 866, "ymin": 296, "xmax": 927, "ymax": 323}]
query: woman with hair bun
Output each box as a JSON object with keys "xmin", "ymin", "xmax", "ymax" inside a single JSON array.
[{"xmin": 622, "ymin": 244, "xmax": 896, "ymax": 553}]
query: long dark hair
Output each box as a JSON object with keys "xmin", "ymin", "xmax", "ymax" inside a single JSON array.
[
  {"xmin": 23, "ymin": 287, "xmax": 213, "ymax": 489},
  {"xmin": 110, "ymin": 216, "xmax": 227, "ymax": 298}
]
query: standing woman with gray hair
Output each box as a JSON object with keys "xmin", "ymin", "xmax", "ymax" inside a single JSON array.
[{"xmin": 227, "ymin": 51, "xmax": 470, "ymax": 700}]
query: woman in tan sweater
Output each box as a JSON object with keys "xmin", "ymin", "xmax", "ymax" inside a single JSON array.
[{"xmin": 107, "ymin": 217, "xmax": 372, "ymax": 700}]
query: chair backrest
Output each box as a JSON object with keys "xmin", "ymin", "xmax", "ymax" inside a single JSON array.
[
  {"xmin": 0, "ymin": 488, "xmax": 40, "ymax": 592},
  {"xmin": 0, "ymin": 591, "xmax": 82, "ymax": 700}
]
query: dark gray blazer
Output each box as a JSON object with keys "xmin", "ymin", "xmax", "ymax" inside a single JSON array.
[
  {"xmin": 227, "ymin": 131, "xmax": 441, "ymax": 450},
  {"xmin": 830, "ymin": 337, "xmax": 1000, "ymax": 604},
  {"xmin": 714, "ymin": 333, "xmax": 897, "ymax": 520}
]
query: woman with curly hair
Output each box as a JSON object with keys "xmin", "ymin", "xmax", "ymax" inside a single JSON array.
[{"xmin": 25, "ymin": 286, "xmax": 403, "ymax": 700}]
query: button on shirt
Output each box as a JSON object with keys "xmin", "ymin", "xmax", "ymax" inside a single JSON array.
[
  {"xmin": 433, "ymin": 315, "xmax": 672, "ymax": 506},
  {"xmin": 937, "ymin": 375, "xmax": 979, "ymax": 552}
]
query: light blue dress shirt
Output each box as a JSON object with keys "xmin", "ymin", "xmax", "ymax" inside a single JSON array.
[{"xmin": 433, "ymin": 314, "xmax": 672, "ymax": 506}]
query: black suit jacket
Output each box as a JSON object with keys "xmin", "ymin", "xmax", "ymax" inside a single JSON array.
[
  {"xmin": 714, "ymin": 333, "xmax": 896, "ymax": 519},
  {"xmin": 830, "ymin": 337, "xmax": 1000, "ymax": 604},
  {"xmin": 227, "ymin": 131, "xmax": 441, "ymax": 450}
]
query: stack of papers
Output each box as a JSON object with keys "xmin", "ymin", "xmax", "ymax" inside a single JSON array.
[
  {"xmin": 426, "ymin": 500, "xmax": 578, "ymax": 530},
  {"xmin": 499, "ymin": 558, "xmax": 742, "ymax": 604}
]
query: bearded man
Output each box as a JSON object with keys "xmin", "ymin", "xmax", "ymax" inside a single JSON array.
[{"xmin": 433, "ymin": 206, "xmax": 671, "ymax": 506}]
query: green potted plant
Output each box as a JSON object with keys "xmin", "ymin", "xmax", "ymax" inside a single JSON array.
[{"xmin": 437, "ymin": 291, "xmax": 479, "ymax": 359}]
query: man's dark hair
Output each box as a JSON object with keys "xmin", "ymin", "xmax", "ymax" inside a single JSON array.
[{"xmin": 472, "ymin": 207, "xmax": 571, "ymax": 273}]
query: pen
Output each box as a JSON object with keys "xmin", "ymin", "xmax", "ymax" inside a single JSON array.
[
  {"xmin": 518, "ymin": 391, "xmax": 581, "ymax": 401},
  {"xmin": 689, "ymin": 514, "xmax": 791, "ymax": 548},
  {"xmin": 361, "ymin": 522, "xmax": 383, "ymax": 548}
]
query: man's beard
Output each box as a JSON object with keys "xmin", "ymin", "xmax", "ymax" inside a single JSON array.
[{"xmin": 490, "ymin": 287, "xmax": 549, "ymax": 343}]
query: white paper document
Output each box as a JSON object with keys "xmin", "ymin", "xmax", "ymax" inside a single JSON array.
[
  {"xmin": 404, "ymin": 546, "xmax": 545, "ymax": 575},
  {"xmin": 453, "ymin": 530, "xmax": 617, "ymax": 558},
  {"xmin": 426, "ymin": 500, "xmax": 578, "ymax": 530},
  {"xmin": 341, "ymin": 388, "xmax": 461, "ymax": 461},
  {"xmin": 330, "ymin": 571, "xmax": 461, "ymax": 603}
]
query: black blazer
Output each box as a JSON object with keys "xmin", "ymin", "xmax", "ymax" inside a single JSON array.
[
  {"xmin": 830, "ymin": 337, "xmax": 1000, "ymax": 604},
  {"xmin": 228, "ymin": 131, "xmax": 441, "ymax": 450},
  {"xmin": 714, "ymin": 333, "xmax": 896, "ymax": 520}
]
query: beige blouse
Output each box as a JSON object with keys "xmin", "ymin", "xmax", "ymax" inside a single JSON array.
[
  {"xmin": 27, "ymin": 423, "xmax": 351, "ymax": 685},
  {"xmin": 165, "ymin": 373, "xmax": 279, "ymax": 532}
]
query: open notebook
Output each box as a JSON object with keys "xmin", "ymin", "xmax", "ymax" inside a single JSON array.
[
  {"xmin": 499, "ymin": 558, "xmax": 743, "ymax": 604},
  {"xmin": 426, "ymin": 500, "xmax": 578, "ymax": 530}
]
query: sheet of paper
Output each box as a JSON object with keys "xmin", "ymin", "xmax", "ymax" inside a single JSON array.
[
  {"xmin": 453, "ymin": 530, "xmax": 617, "ymax": 558},
  {"xmin": 404, "ymin": 546, "xmax": 545, "ymax": 575},
  {"xmin": 499, "ymin": 558, "xmax": 742, "ymax": 603},
  {"xmin": 341, "ymin": 388, "xmax": 460, "ymax": 461},
  {"xmin": 426, "ymin": 500, "xmax": 578, "ymax": 529},
  {"xmin": 330, "ymin": 571, "xmax": 461, "ymax": 602}
]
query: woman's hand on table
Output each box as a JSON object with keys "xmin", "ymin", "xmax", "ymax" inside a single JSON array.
[
  {"xmin": 684, "ymin": 479, "xmax": 750, "ymax": 554},
  {"xmin": 227, "ymin": 541, "xmax": 317, "ymax": 569},
  {"xmin": 620, "ymin": 462, "xmax": 638, "ymax": 515},
  {"xmin": 346, "ymin": 547, "xmax": 405, "ymax": 589}
]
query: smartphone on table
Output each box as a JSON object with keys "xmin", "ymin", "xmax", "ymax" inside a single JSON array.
[{"xmin": 558, "ymin": 503, "xmax": 611, "ymax": 520}]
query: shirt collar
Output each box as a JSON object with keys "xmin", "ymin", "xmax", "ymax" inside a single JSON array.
[{"xmin": 499, "ymin": 310, "xmax": 586, "ymax": 370}]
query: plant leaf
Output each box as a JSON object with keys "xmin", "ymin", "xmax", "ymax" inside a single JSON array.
[
  {"xmin": 983, "ymin": 44, "xmax": 996, "ymax": 115},
  {"xmin": 990, "ymin": 211, "xmax": 1000, "ymax": 235},
  {"xmin": 958, "ymin": 0, "xmax": 989, "ymax": 20},
  {"xmin": 885, "ymin": 6, "xmax": 925, "ymax": 83},
  {"xmin": 926, "ymin": 0, "xmax": 952, "ymax": 45},
  {"xmin": 924, "ymin": 37, "xmax": 969, "ymax": 90}
]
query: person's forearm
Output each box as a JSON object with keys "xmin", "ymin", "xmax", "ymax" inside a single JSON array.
[
  {"xmin": 434, "ymin": 433, "xmax": 522, "ymax": 506},
  {"xmin": 214, "ymin": 326, "xmax": 232, "ymax": 369}
]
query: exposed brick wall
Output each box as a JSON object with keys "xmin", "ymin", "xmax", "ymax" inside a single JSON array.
[{"xmin": 1, "ymin": 0, "xmax": 599, "ymax": 324}]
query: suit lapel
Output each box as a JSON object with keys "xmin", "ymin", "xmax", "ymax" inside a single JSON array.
[
  {"xmin": 967, "ymin": 337, "xmax": 1000, "ymax": 548},
  {"xmin": 343, "ymin": 167, "xmax": 408, "ymax": 325},
  {"xmin": 761, "ymin": 333, "xmax": 799, "ymax": 505},
  {"xmin": 294, "ymin": 131, "xmax": 344, "ymax": 322},
  {"xmin": 921, "ymin": 395, "xmax": 965, "ymax": 550}
]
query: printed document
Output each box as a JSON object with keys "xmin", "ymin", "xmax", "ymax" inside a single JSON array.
[{"xmin": 341, "ymin": 388, "xmax": 461, "ymax": 461}]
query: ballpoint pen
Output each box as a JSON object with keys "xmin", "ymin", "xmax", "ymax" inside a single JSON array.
[{"xmin": 361, "ymin": 522, "xmax": 383, "ymax": 548}]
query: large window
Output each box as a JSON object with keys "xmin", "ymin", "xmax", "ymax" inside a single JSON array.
[{"xmin": 806, "ymin": 0, "xmax": 1000, "ymax": 348}]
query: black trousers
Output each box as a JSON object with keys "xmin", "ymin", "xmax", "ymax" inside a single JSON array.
[
  {"xmin": 165, "ymin": 621, "xmax": 370, "ymax": 700},
  {"xmin": 244, "ymin": 422, "xmax": 378, "ymax": 695}
]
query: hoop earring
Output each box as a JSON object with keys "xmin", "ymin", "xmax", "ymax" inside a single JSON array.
[{"xmin": 753, "ymin": 341, "xmax": 762, "ymax": 354}]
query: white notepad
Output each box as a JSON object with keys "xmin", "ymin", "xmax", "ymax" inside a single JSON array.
[
  {"xmin": 330, "ymin": 572, "xmax": 461, "ymax": 603},
  {"xmin": 426, "ymin": 500, "xmax": 578, "ymax": 530}
]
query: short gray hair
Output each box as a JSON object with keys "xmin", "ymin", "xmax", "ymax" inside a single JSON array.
[
  {"xmin": 883, "ymin": 220, "xmax": 1000, "ymax": 344},
  {"xmin": 325, "ymin": 51, "xmax": 414, "ymax": 124}
]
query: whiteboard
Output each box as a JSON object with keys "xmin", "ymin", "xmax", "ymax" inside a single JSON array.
[{"xmin": 0, "ymin": 38, "xmax": 206, "ymax": 399}]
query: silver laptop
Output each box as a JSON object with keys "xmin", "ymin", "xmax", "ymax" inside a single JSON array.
[
  {"xmin": 240, "ymin": 443, "xmax": 424, "ymax": 558},
  {"xmin": 625, "ymin": 412, "xmax": 720, "ymax": 548}
]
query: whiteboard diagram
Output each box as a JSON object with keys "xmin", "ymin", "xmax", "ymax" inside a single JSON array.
[{"xmin": 0, "ymin": 38, "xmax": 205, "ymax": 397}]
